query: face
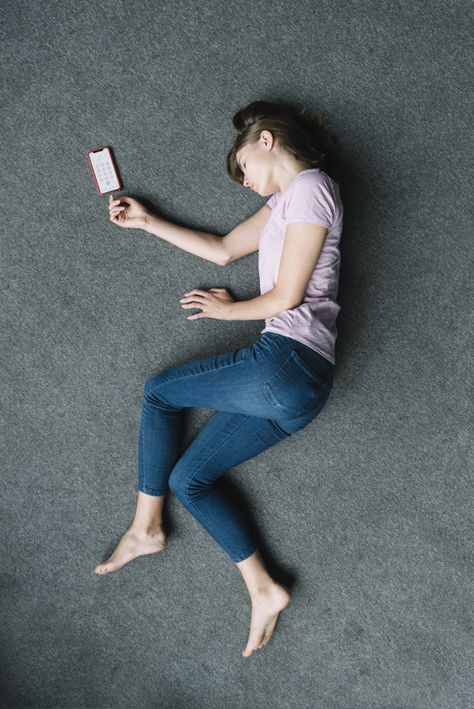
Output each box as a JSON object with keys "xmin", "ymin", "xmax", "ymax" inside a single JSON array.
[{"xmin": 236, "ymin": 131, "xmax": 276, "ymax": 196}]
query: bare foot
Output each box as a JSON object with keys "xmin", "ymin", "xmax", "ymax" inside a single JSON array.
[
  {"xmin": 94, "ymin": 527, "xmax": 167, "ymax": 575},
  {"xmin": 242, "ymin": 583, "xmax": 292, "ymax": 657}
]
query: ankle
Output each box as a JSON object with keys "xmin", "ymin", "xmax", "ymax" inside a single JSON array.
[
  {"xmin": 248, "ymin": 580, "xmax": 278, "ymax": 602},
  {"xmin": 130, "ymin": 522, "xmax": 164, "ymax": 537}
]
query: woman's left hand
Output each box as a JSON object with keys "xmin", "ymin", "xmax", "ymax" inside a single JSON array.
[{"xmin": 180, "ymin": 288, "xmax": 235, "ymax": 320}]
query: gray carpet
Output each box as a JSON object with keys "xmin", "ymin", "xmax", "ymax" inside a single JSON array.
[{"xmin": 1, "ymin": 0, "xmax": 472, "ymax": 707}]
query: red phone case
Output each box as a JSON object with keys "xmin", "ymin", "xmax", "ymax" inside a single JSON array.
[{"xmin": 87, "ymin": 146, "xmax": 123, "ymax": 197}]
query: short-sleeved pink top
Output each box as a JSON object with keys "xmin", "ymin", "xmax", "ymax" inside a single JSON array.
[{"xmin": 259, "ymin": 168, "xmax": 343, "ymax": 365}]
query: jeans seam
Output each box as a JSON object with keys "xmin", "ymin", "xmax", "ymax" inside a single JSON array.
[
  {"xmin": 151, "ymin": 356, "xmax": 247, "ymax": 392},
  {"xmin": 138, "ymin": 409, "xmax": 171, "ymax": 495},
  {"xmin": 181, "ymin": 414, "xmax": 253, "ymax": 560},
  {"xmin": 139, "ymin": 417, "xmax": 146, "ymax": 484},
  {"xmin": 137, "ymin": 483, "xmax": 166, "ymax": 496},
  {"xmin": 232, "ymin": 545, "xmax": 258, "ymax": 562},
  {"xmin": 260, "ymin": 352, "xmax": 294, "ymax": 388},
  {"xmin": 261, "ymin": 382, "xmax": 280, "ymax": 409}
]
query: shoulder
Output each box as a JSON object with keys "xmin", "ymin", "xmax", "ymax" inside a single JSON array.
[
  {"xmin": 292, "ymin": 169, "xmax": 335, "ymax": 195},
  {"xmin": 285, "ymin": 170, "xmax": 339, "ymax": 227},
  {"xmin": 265, "ymin": 169, "xmax": 340, "ymax": 212},
  {"xmin": 290, "ymin": 169, "xmax": 342, "ymax": 211}
]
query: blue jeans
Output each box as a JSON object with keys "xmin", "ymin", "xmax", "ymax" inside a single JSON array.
[{"xmin": 135, "ymin": 332, "xmax": 335, "ymax": 563}]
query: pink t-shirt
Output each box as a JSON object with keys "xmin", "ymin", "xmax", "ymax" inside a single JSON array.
[{"xmin": 259, "ymin": 168, "xmax": 343, "ymax": 365}]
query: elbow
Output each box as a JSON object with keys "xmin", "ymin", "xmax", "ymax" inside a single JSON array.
[
  {"xmin": 218, "ymin": 239, "xmax": 236, "ymax": 266},
  {"xmin": 274, "ymin": 290, "xmax": 300, "ymax": 312},
  {"xmin": 218, "ymin": 253, "xmax": 233, "ymax": 267},
  {"xmin": 288, "ymin": 298, "xmax": 303, "ymax": 310},
  {"xmin": 282, "ymin": 301, "xmax": 300, "ymax": 313},
  {"xmin": 274, "ymin": 299, "xmax": 297, "ymax": 315}
]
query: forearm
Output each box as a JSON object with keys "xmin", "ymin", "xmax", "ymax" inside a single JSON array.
[
  {"xmin": 228, "ymin": 289, "xmax": 290, "ymax": 321},
  {"xmin": 143, "ymin": 214, "xmax": 227, "ymax": 265}
]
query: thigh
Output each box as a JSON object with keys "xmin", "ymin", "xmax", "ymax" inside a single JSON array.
[{"xmin": 144, "ymin": 333, "xmax": 333, "ymax": 430}]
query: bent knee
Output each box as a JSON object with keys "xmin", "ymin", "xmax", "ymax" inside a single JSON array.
[
  {"xmin": 168, "ymin": 469, "xmax": 184, "ymax": 497},
  {"xmin": 143, "ymin": 370, "xmax": 172, "ymax": 398},
  {"xmin": 168, "ymin": 467, "xmax": 209, "ymax": 502}
]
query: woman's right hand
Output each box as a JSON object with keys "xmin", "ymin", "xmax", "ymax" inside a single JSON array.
[{"xmin": 108, "ymin": 194, "xmax": 151, "ymax": 229}]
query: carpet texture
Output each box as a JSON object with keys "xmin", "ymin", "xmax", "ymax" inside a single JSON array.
[{"xmin": 1, "ymin": 0, "xmax": 472, "ymax": 707}]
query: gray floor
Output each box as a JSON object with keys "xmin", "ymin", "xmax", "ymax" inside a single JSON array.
[{"xmin": 1, "ymin": 1, "xmax": 472, "ymax": 707}]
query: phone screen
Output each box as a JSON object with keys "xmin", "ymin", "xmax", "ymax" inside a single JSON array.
[{"xmin": 89, "ymin": 148, "xmax": 121, "ymax": 194}]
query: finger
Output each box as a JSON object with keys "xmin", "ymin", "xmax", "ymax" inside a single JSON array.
[
  {"xmin": 181, "ymin": 302, "xmax": 205, "ymax": 310},
  {"xmin": 181, "ymin": 293, "xmax": 205, "ymax": 300},
  {"xmin": 181, "ymin": 291, "xmax": 205, "ymax": 300},
  {"xmin": 183, "ymin": 290, "xmax": 210, "ymax": 300},
  {"xmin": 181, "ymin": 298, "xmax": 207, "ymax": 306},
  {"xmin": 184, "ymin": 289, "xmax": 208, "ymax": 297}
]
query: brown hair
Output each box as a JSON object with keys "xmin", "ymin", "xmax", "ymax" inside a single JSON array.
[{"xmin": 226, "ymin": 99, "xmax": 341, "ymax": 186}]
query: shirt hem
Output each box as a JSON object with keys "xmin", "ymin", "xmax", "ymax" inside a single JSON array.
[{"xmin": 260, "ymin": 326, "xmax": 335, "ymax": 366}]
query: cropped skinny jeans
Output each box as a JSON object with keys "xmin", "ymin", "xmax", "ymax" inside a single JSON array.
[{"xmin": 135, "ymin": 332, "xmax": 335, "ymax": 563}]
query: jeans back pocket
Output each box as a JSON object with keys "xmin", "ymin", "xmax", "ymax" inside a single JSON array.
[{"xmin": 260, "ymin": 350, "xmax": 332, "ymax": 416}]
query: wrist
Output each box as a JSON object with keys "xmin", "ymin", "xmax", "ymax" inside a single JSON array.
[
  {"xmin": 226, "ymin": 301, "xmax": 236, "ymax": 320},
  {"xmin": 142, "ymin": 213, "xmax": 154, "ymax": 230}
]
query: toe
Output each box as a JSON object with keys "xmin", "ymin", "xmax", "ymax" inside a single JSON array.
[
  {"xmin": 96, "ymin": 560, "xmax": 117, "ymax": 574},
  {"xmin": 101, "ymin": 560, "xmax": 120, "ymax": 573},
  {"xmin": 243, "ymin": 629, "xmax": 265, "ymax": 657}
]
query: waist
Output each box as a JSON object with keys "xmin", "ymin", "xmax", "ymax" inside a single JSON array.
[{"xmin": 257, "ymin": 331, "xmax": 335, "ymax": 380}]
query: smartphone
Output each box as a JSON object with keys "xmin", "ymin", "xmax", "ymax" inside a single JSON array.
[{"xmin": 87, "ymin": 146, "xmax": 122, "ymax": 196}]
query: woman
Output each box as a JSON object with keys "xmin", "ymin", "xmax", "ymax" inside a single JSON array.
[{"xmin": 95, "ymin": 100, "xmax": 343, "ymax": 658}]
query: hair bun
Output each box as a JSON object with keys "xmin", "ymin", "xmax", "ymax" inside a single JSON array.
[{"xmin": 232, "ymin": 100, "xmax": 301, "ymax": 132}]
